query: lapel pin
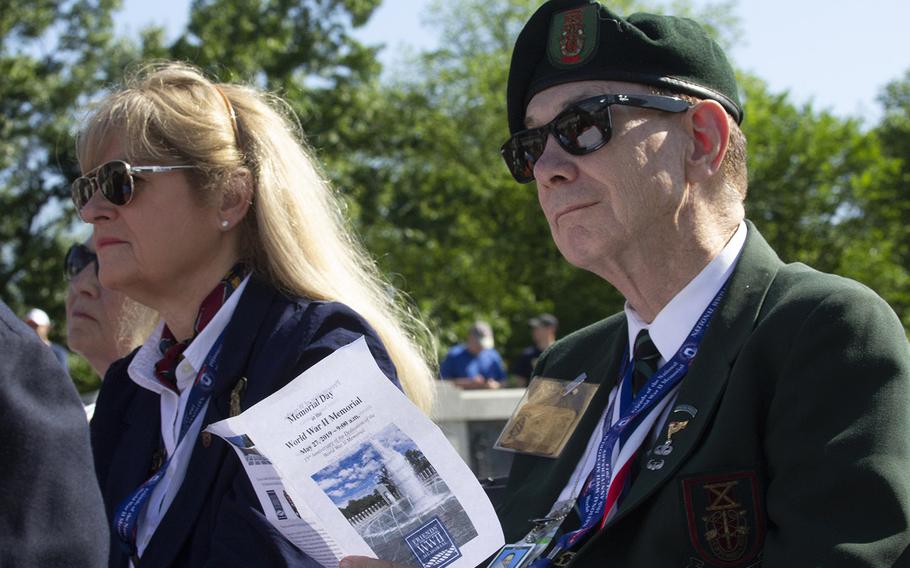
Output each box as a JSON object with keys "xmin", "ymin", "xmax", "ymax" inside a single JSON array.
[
  {"xmin": 672, "ymin": 404, "xmax": 698, "ymax": 418},
  {"xmin": 652, "ymin": 419, "xmax": 691, "ymax": 457},
  {"xmin": 230, "ymin": 377, "xmax": 248, "ymax": 418},
  {"xmin": 653, "ymin": 440, "xmax": 673, "ymax": 456},
  {"xmin": 646, "ymin": 458, "xmax": 665, "ymax": 471},
  {"xmin": 667, "ymin": 419, "xmax": 690, "ymax": 440}
]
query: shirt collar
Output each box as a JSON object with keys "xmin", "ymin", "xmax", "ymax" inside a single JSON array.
[
  {"xmin": 129, "ymin": 275, "xmax": 251, "ymax": 394},
  {"xmin": 625, "ymin": 221, "xmax": 747, "ymax": 362}
]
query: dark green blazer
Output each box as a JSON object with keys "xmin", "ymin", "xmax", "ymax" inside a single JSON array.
[{"xmin": 497, "ymin": 223, "xmax": 910, "ymax": 567}]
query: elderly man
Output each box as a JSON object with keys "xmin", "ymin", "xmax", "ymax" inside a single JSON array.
[
  {"xmin": 342, "ymin": 1, "xmax": 910, "ymax": 567},
  {"xmin": 489, "ymin": 1, "xmax": 910, "ymax": 567}
]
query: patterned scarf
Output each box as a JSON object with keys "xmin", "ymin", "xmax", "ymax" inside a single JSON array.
[{"xmin": 153, "ymin": 263, "xmax": 248, "ymax": 393}]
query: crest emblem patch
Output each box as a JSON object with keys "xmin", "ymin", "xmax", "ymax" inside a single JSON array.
[
  {"xmin": 681, "ymin": 471, "xmax": 765, "ymax": 567},
  {"xmin": 547, "ymin": 5, "xmax": 599, "ymax": 68}
]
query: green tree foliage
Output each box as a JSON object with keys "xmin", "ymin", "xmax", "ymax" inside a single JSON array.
[
  {"xmin": 741, "ymin": 74, "xmax": 870, "ymax": 271},
  {"xmin": 332, "ymin": 0, "xmax": 565, "ymax": 352},
  {"xmin": 839, "ymin": 70, "xmax": 910, "ymax": 329},
  {"xmin": 155, "ymin": 0, "xmax": 384, "ymax": 152},
  {"xmin": 0, "ymin": 0, "xmax": 125, "ymax": 313},
  {"xmin": 0, "ymin": 0, "xmax": 384, "ymax": 389},
  {"xmin": 0, "ymin": 0, "xmax": 140, "ymax": 387},
  {"xmin": 740, "ymin": 72, "xmax": 910, "ymax": 330}
]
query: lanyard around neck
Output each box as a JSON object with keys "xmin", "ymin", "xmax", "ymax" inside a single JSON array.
[
  {"xmin": 536, "ymin": 281, "xmax": 729, "ymax": 565},
  {"xmin": 112, "ymin": 328, "xmax": 227, "ymax": 557}
]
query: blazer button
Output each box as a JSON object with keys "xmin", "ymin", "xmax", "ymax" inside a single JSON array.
[{"xmin": 201, "ymin": 431, "xmax": 212, "ymax": 448}]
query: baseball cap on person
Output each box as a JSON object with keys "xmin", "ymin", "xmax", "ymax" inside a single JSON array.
[
  {"xmin": 25, "ymin": 308, "xmax": 51, "ymax": 327},
  {"xmin": 529, "ymin": 313, "xmax": 559, "ymax": 329},
  {"xmin": 469, "ymin": 321, "xmax": 495, "ymax": 350},
  {"xmin": 506, "ymin": 0, "xmax": 743, "ymax": 136}
]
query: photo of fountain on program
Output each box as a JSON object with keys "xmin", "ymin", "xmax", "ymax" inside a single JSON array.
[{"xmin": 312, "ymin": 423, "xmax": 478, "ymax": 565}]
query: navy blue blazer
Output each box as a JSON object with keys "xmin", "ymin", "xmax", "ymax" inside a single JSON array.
[
  {"xmin": 0, "ymin": 300, "xmax": 109, "ymax": 567},
  {"xmin": 91, "ymin": 277, "xmax": 401, "ymax": 567}
]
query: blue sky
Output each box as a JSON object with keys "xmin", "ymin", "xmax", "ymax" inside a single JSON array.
[{"xmin": 118, "ymin": 0, "xmax": 909, "ymax": 124}]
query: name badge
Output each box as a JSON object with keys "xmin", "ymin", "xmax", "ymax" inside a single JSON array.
[
  {"xmin": 486, "ymin": 543, "xmax": 536, "ymax": 568},
  {"xmin": 495, "ymin": 375, "xmax": 597, "ymax": 458}
]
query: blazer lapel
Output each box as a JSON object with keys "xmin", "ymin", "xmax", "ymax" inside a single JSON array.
[
  {"xmin": 139, "ymin": 278, "xmax": 278, "ymax": 567},
  {"xmin": 105, "ymin": 388, "xmax": 161, "ymax": 518},
  {"xmin": 499, "ymin": 316, "xmax": 628, "ymax": 541},
  {"xmin": 606, "ymin": 222, "xmax": 784, "ymax": 526}
]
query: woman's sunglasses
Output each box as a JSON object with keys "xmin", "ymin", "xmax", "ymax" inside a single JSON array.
[
  {"xmin": 64, "ymin": 243, "xmax": 98, "ymax": 280},
  {"xmin": 500, "ymin": 93, "xmax": 692, "ymax": 184},
  {"xmin": 71, "ymin": 160, "xmax": 197, "ymax": 217}
]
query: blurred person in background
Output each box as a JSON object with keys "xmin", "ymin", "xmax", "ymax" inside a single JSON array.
[
  {"xmin": 439, "ymin": 320, "xmax": 507, "ymax": 389},
  {"xmin": 65, "ymin": 238, "xmax": 157, "ymax": 376},
  {"xmin": 23, "ymin": 307, "xmax": 70, "ymax": 374},
  {"xmin": 73, "ymin": 61, "xmax": 436, "ymax": 567},
  {"xmin": 510, "ymin": 313, "xmax": 558, "ymax": 386},
  {"xmin": 64, "ymin": 238, "xmax": 158, "ymax": 418}
]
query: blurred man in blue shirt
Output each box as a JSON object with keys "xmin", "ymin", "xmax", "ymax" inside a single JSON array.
[{"xmin": 440, "ymin": 320, "xmax": 507, "ymax": 389}]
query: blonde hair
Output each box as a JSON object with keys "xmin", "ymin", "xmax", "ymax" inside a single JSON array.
[
  {"xmin": 115, "ymin": 298, "xmax": 158, "ymax": 354},
  {"xmin": 76, "ymin": 61, "xmax": 436, "ymax": 412}
]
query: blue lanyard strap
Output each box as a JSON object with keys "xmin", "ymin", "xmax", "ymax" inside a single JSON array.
[
  {"xmin": 112, "ymin": 330, "xmax": 226, "ymax": 556},
  {"xmin": 538, "ymin": 283, "xmax": 729, "ymax": 565}
]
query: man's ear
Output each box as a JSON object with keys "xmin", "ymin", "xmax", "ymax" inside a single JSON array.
[
  {"xmin": 685, "ymin": 99, "xmax": 730, "ymax": 185},
  {"xmin": 219, "ymin": 168, "xmax": 253, "ymax": 229}
]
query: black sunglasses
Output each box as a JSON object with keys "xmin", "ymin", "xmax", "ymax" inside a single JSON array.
[
  {"xmin": 64, "ymin": 243, "xmax": 98, "ymax": 281},
  {"xmin": 500, "ymin": 93, "xmax": 692, "ymax": 184},
  {"xmin": 71, "ymin": 160, "xmax": 197, "ymax": 218}
]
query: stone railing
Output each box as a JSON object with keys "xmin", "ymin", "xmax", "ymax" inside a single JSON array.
[{"xmin": 430, "ymin": 381, "xmax": 525, "ymax": 479}]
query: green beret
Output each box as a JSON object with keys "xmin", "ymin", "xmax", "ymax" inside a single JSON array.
[{"xmin": 506, "ymin": 0, "xmax": 743, "ymax": 134}]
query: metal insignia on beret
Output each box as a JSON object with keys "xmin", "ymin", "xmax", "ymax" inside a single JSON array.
[{"xmin": 547, "ymin": 4, "xmax": 599, "ymax": 69}]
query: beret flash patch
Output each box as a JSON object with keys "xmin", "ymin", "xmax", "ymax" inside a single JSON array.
[
  {"xmin": 680, "ymin": 471, "xmax": 765, "ymax": 567},
  {"xmin": 547, "ymin": 4, "xmax": 599, "ymax": 68}
]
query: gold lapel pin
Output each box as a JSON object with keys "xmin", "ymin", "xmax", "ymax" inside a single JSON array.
[{"xmin": 230, "ymin": 377, "xmax": 248, "ymax": 418}]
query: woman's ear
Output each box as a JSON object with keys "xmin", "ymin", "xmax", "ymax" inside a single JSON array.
[
  {"xmin": 684, "ymin": 99, "xmax": 730, "ymax": 185},
  {"xmin": 218, "ymin": 168, "xmax": 253, "ymax": 230}
]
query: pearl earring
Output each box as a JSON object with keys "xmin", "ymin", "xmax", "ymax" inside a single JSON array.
[{"xmin": 221, "ymin": 220, "xmax": 229, "ymax": 229}]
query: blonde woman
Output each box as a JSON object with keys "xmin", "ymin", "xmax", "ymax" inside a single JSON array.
[{"xmin": 75, "ymin": 61, "xmax": 435, "ymax": 567}]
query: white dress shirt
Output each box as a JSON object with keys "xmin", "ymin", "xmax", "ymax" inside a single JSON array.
[
  {"xmin": 556, "ymin": 222, "xmax": 747, "ymax": 504},
  {"xmin": 127, "ymin": 275, "xmax": 250, "ymax": 560}
]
